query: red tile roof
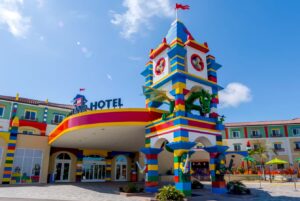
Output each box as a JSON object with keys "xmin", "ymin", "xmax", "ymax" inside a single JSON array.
[
  {"xmin": 0, "ymin": 95, "xmax": 73, "ymax": 110},
  {"xmin": 225, "ymin": 118, "xmax": 300, "ymax": 127}
]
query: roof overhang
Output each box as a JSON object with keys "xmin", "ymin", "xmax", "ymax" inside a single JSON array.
[{"xmin": 48, "ymin": 108, "xmax": 163, "ymax": 152}]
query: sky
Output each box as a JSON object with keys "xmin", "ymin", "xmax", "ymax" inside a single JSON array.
[{"xmin": 0, "ymin": 0, "xmax": 300, "ymax": 123}]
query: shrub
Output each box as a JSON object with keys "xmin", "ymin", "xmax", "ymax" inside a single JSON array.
[
  {"xmin": 156, "ymin": 185, "xmax": 185, "ymax": 201},
  {"xmin": 227, "ymin": 180, "xmax": 251, "ymax": 195},
  {"xmin": 191, "ymin": 180, "xmax": 204, "ymax": 189},
  {"xmin": 119, "ymin": 183, "xmax": 144, "ymax": 193}
]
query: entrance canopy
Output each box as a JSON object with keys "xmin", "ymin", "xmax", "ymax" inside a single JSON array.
[{"xmin": 48, "ymin": 108, "xmax": 162, "ymax": 151}]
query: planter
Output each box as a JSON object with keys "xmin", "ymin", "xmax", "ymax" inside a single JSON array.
[{"xmin": 119, "ymin": 192, "xmax": 150, "ymax": 197}]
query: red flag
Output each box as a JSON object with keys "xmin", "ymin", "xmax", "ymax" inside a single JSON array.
[
  {"xmin": 246, "ymin": 140, "xmax": 251, "ymax": 147},
  {"xmin": 79, "ymin": 88, "xmax": 85, "ymax": 92},
  {"xmin": 175, "ymin": 3, "xmax": 190, "ymax": 10}
]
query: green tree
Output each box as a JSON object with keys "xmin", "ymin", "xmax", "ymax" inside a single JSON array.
[{"xmin": 248, "ymin": 141, "xmax": 278, "ymax": 180}]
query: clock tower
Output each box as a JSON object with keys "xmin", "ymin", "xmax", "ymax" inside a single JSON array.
[{"xmin": 141, "ymin": 19, "xmax": 228, "ymax": 195}]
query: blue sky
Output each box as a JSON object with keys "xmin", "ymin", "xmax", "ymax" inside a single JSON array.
[{"xmin": 0, "ymin": 0, "xmax": 300, "ymax": 122}]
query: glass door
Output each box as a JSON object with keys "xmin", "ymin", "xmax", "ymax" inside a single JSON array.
[
  {"xmin": 115, "ymin": 155, "xmax": 127, "ymax": 181},
  {"xmin": 55, "ymin": 161, "xmax": 70, "ymax": 182},
  {"xmin": 82, "ymin": 156, "xmax": 106, "ymax": 182}
]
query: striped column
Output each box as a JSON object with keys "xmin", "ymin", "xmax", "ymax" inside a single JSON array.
[
  {"xmin": 142, "ymin": 61, "xmax": 153, "ymax": 108},
  {"xmin": 140, "ymin": 147, "xmax": 162, "ymax": 193},
  {"xmin": 171, "ymin": 78, "xmax": 186, "ymax": 117},
  {"xmin": 204, "ymin": 145, "xmax": 229, "ymax": 194},
  {"xmin": 105, "ymin": 157, "xmax": 112, "ymax": 181},
  {"xmin": 2, "ymin": 117, "xmax": 19, "ymax": 184},
  {"xmin": 167, "ymin": 141, "xmax": 196, "ymax": 196},
  {"xmin": 75, "ymin": 150, "xmax": 83, "ymax": 182}
]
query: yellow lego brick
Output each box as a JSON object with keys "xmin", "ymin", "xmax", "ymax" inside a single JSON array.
[{"xmin": 147, "ymin": 165, "xmax": 158, "ymax": 171}]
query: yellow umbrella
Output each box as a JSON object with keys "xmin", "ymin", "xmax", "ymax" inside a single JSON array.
[{"xmin": 265, "ymin": 157, "xmax": 288, "ymax": 165}]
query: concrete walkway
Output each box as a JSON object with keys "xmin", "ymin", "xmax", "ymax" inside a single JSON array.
[{"xmin": 0, "ymin": 182, "xmax": 298, "ymax": 201}]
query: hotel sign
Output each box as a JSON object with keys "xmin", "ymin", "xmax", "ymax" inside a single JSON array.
[
  {"xmin": 90, "ymin": 98, "xmax": 123, "ymax": 110},
  {"xmin": 71, "ymin": 95, "xmax": 123, "ymax": 115}
]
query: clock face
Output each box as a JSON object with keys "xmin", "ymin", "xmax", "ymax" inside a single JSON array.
[
  {"xmin": 155, "ymin": 57, "xmax": 166, "ymax": 75},
  {"xmin": 191, "ymin": 54, "xmax": 204, "ymax": 72}
]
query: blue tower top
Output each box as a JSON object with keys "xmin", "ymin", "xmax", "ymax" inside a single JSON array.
[{"xmin": 165, "ymin": 19, "xmax": 191, "ymax": 44}]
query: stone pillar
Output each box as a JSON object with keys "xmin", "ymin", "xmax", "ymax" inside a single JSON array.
[
  {"xmin": 75, "ymin": 150, "xmax": 83, "ymax": 182},
  {"xmin": 140, "ymin": 147, "xmax": 162, "ymax": 193},
  {"xmin": 167, "ymin": 141, "xmax": 196, "ymax": 196},
  {"xmin": 204, "ymin": 145, "xmax": 228, "ymax": 194},
  {"xmin": 105, "ymin": 157, "xmax": 112, "ymax": 181}
]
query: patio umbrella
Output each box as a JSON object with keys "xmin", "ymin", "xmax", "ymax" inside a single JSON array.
[{"xmin": 265, "ymin": 158, "xmax": 288, "ymax": 165}]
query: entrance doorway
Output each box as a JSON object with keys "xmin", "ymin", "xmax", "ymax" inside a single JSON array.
[
  {"xmin": 115, "ymin": 155, "xmax": 127, "ymax": 181},
  {"xmin": 82, "ymin": 155, "xmax": 106, "ymax": 181},
  {"xmin": 55, "ymin": 153, "xmax": 71, "ymax": 182}
]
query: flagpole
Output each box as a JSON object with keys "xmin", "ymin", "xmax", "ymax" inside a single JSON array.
[{"xmin": 175, "ymin": 8, "xmax": 178, "ymax": 20}]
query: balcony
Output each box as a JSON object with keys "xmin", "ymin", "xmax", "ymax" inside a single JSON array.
[
  {"xmin": 274, "ymin": 148, "xmax": 285, "ymax": 152},
  {"xmin": 271, "ymin": 133, "xmax": 283, "ymax": 137},
  {"xmin": 51, "ymin": 120, "xmax": 62, "ymax": 125},
  {"xmin": 250, "ymin": 134, "xmax": 262, "ymax": 138},
  {"xmin": 21, "ymin": 116, "xmax": 38, "ymax": 122}
]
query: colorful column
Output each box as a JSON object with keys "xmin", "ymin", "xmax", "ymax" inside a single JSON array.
[
  {"xmin": 168, "ymin": 37, "xmax": 187, "ymax": 117},
  {"xmin": 140, "ymin": 147, "xmax": 162, "ymax": 193},
  {"xmin": 75, "ymin": 150, "xmax": 83, "ymax": 182},
  {"xmin": 167, "ymin": 141, "xmax": 196, "ymax": 196},
  {"xmin": 2, "ymin": 117, "xmax": 19, "ymax": 184},
  {"xmin": 105, "ymin": 157, "xmax": 112, "ymax": 181},
  {"xmin": 204, "ymin": 145, "xmax": 229, "ymax": 194}
]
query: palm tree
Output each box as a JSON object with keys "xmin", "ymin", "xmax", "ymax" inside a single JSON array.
[{"xmin": 248, "ymin": 141, "xmax": 278, "ymax": 180}]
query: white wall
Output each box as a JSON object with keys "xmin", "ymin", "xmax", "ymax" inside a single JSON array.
[
  {"xmin": 185, "ymin": 46, "xmax": 207, "ymax": 79},
  {"xmin": 152, "ymin": 49, "xmax": 170, "ymax": 83}
]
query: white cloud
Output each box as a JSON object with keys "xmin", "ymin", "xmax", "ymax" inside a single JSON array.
[
  {"xmin": 219, "ymin": 82, "xmax": 252, "ymax": 108},
  {"xmin": 0, "ymin": 0, "xmax": 31, "ymax": 38},
  {"xmin": 110, "ymin": 0, "xmax": 174, "ymax": 39},
  {"xmin": 107, "ymin": 74, "xmax": 112, "ymax": 80}
]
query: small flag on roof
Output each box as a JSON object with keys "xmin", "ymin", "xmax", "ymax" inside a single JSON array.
[
  {"xmin": 175, "ymin": 3, "xmax": 190, "ymax": 10},
  {"xmin": 79, "ymin": 88, "xmax": 85, "ymax": 92}
]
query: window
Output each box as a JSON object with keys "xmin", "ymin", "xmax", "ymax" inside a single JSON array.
[
  {"xmin": 271, "ymin": 129, "xmax": 281, "ymax": 137},
  {"xmin": 292, "ymin": 128, "xmax": 300, "ymax": 136},
  {"xmin": 251, "ymin": 130, "xmax": 261, "ymax": 137},
  {"xmin": 53, "ymin": 114, "xmax": 65, "ymax": 124},
  {"xmin": 232, "ymin": 131, "xmax": 240, "ymax": 138},
  {"xmin": 233, "ymin": 144, "xmax": 241, "ymax": 151},
  {"xmin": 22, "ymin": 130, "xmax": 34, "ymax": 135},
  {"xmin": 12, "ymin": 149, "xmax": 43, "ymax": 184},
  {"xmin": 24, "ymin": 110, "xmax": 37, "ymax": 121},
  {"xmin": 274, "ymin": 143, "xmax": 283, "ymax": 151},
  {"xmin": 295, "ymin": 142, "xmax": 300, "ymax": 150},
  {"xmin": 0, "ymin": 106, "xmax": 4, "ymax": 117}
]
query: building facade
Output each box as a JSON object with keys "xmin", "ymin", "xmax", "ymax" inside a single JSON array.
[
  {"xmin": 0, "ymin": 95, "xmax": 71, "ymax": 184},
  {"xmin": 223, "ymin": 119, "xmax": 300, "ymax": 169}
]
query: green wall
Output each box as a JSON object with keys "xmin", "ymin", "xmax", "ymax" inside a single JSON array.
[{"xmin": 0, "ymin": 101, "xmax": 12, "ymax": 119}]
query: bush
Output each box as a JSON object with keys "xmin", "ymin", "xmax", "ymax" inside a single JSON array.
[
  {"xmin": 119, "ymin": 183, "xmax": 144, "ymax": 193},
  {"xmin": 156, "ymin": 185, "xmax": 185, "ymax": 201},
  {"xmin": 227, "ymin": 180, "xmax": 251, "ymax": 195},
  {"xmin": 191, "ymin": 180, "xmax": 204, "ymax": 189}
]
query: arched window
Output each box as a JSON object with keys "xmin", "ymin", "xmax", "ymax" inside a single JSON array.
[
  {"xmin": 56, "ymin": 153, "xmax": 71, "ymax": 160},
  {"xmin": 116, "ymin": 155, "xmax": 127, "ymax": 163}
]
